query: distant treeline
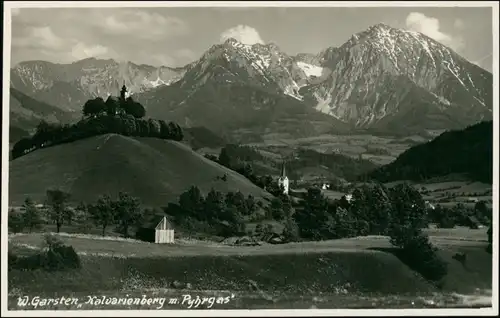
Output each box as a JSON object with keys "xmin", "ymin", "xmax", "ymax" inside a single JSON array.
[
  {"xmin": 161, "ymin": 186, "xmax": 262, "ymax": 239},
  {"xmin": 11, "ymin": 94, "xmax": 184, "ymax": 159},
  {"xmin": 368, "ymin": 121, "xmax": 493, "ymax": 183}
]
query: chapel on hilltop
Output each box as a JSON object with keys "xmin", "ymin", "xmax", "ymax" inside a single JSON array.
[
  {"xmin": 104, "ymin": 82, "xmax": 129, "ymax": 115},
  {"xmin": 120, "ymin": 83, "xmax": 127, "ymax": 101}
]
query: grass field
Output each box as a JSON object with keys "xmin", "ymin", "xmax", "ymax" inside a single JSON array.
[
  {"xmin": 8, "ymin": 134, "xmax": 273, "ymax": 207},
  {"xmin": 8, "ymin": 227, "xmax": 492, "ymax": 310},
  {"xmin": 8, "ymin": 227, "xmax": 489, "ymax": 258}
]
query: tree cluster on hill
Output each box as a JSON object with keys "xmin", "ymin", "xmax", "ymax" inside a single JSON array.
[
  {"xmin": 163, "ymin": 186, "xmax": 259, "ymax": 237},
  {"xmin": 11, "ymin": 95, "xmax": 183, "ymax": 159},
  {"xmin": 265, "ymin": 194, "xmax": 294, "ymax": 221},
  {"xmin": 368, "ymin": 121, "xmax": 493, "ymax": 183},
  {"xmin": 291, "ymin": 183, "xmax": 447, "ymax": 282},
  {"xmin": 83, "ymin": 95, "xmax": 146, "ymax": 119},
  {"xmin": 84, "ymin": 192, "xmax": 149, "ymax": 238}
]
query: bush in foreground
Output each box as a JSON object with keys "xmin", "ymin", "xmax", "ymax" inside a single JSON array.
[
  {"xmin": 41, "ymin": 234, "xmax": 81, "ymax": 271},
  {"xmin": 9, "ymin": 234, "xmax": 81, "ymax": 272},
  {"xmin": 486, "ymin": 225, "xmax": 492, "ymax": 254},
  {"xmin": 393, "ymin": 233, "xmax": 448, "ymax": 282},
  {"xmin": 387, "ymin": 183, "xmax": 448, "ymax": 283},
  {"xmin": 8, "ymin": 209, "xmax": 25, "ymax": 233}
]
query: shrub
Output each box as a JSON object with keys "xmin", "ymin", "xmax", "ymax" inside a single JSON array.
[
  {"xmin": 74, "ymin": 203, "xmax": 93, "ymax": 233},
  {"xmin": 45, "ymin": 189, "xmax": 72, "ymax": 233},
  {"xmin": 216, "ymin": 222, "xmax": 243, "ymax": 238},
  {"xmin": 122, "ymin": 116, "xmax": 137, "ymax": 136},
  {"xmin": 386, "ymin": 183, "xmax": 448, "ymax": 283},
  {"xmin": 486, "ymin": 225, "xmax": 492, "ymax": 254},
  {"xmin": 8, "ymin": 209, "xmax": 25, "ymax": 233},
  {"xmin": 136, "ymin": 119, "xmax": 150, "ymax": 137},
  {"xmin": 9, "ymin": 234, "xmax": 81, "ymax": 272},
  {"xmin": 437, "ymin": 216, "xmax": 455, "ymax": 229},
  {"xmin": 135, "ymin": 227, "xmax": 156, "ymax": 243},
  {"xmin": 40, "ymin": 234, "xmax": 81, "ymax": 271},
  {"xmin": 148, "ymin": 119, "xmax": 161, "ymax": 137},
  {"xmin": 8, "ymin": 251, "xmax": 19, "ymax": 268},
  {"xmin": 293, "ymin": 188, "xmax": 330, "ymax": 240},
  {"xmin": 394, "ymin": 233, "xmax": 448, "ymax": 282},
  {"xmin": 178, "ymin": 217, "xmax": 216, "ymax": 237},
  {"xmin": 282, "ymin": 218, "xmax": 300, "ymax": 242},
  {"xmin": 23, "ymin": 197, "xmax": 43, "ymax": 233}
]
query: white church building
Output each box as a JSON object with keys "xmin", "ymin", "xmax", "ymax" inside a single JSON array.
[{"xmin": 278, "ymin": 161, "xmax": 289, "ymax": 195}]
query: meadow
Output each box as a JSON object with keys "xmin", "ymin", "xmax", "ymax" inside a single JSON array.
[{"xmin": 8, "ymin": 227, "xmax": 492, "ymax": 310}]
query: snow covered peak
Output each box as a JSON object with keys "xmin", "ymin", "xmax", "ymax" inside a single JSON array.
[
  {"xmin": 223, "ymin": 37, "xmax": 240, "ymax": 45},
  {"xmin": 263, "ymin": 42, "xmax": 280, "ymax": 51},
  {"xmin": 296, "ymin": 61, "xmax": 324, "ymax": 78},
  {"xmin": 369, "ymin": 23, "xmax": 393, "ymax": 31}
]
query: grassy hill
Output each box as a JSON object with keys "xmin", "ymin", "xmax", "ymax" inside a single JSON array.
[
  {"xmin": 8, "ymin": 134, "xmax": 273, "ymax": 207},
  {"xmin": 368, "ymin": 121, "xmax": 493, "ymax": 184}
]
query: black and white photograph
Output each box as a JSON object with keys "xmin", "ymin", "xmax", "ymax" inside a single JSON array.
[{"xmin": 2, "ymin": 1, "xmax": 498, "ymax": 315}]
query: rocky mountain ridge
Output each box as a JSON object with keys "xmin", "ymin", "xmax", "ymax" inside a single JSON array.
[{"xmin": 10, "ymin": 23, "xmax": 493, "ymax": 137}]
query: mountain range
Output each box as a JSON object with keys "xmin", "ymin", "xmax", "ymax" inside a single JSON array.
[{"xmin": 10, "ymin": 23, "xmax": 493, "ymax": 139}]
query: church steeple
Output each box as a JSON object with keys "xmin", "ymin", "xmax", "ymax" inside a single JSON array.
[
  {"xmin": 120, "ymin": 81, "xmax": 127, "ymax": 101},
  {"xmin": 278, "ymin": 160, "xmax": 289, "ymax": 195},
  {"xmin": 280, "ymin": 161, "xmax": 286, "ymax": 178}
]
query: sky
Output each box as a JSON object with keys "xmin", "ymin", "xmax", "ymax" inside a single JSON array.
[{"xmin": 8, "ymin": 4, "xmax": 494, "ymax": 72}]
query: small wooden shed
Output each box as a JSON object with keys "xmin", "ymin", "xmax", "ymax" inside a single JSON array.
[{"xmin": 155, "ymin": 216, "xmax": 175, "ymax": 244}]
